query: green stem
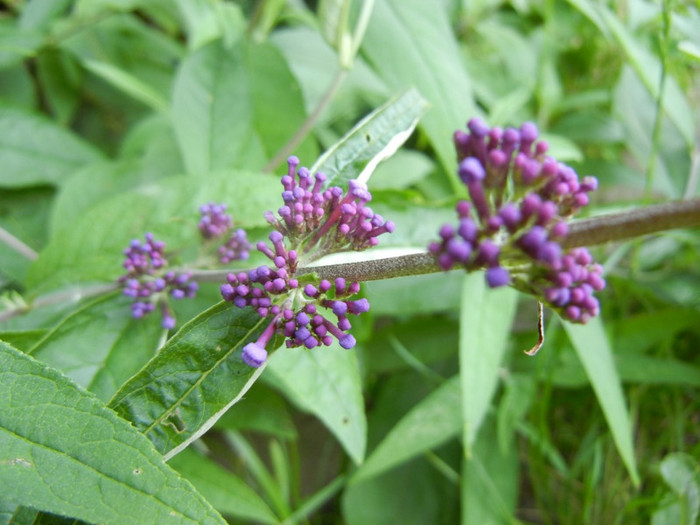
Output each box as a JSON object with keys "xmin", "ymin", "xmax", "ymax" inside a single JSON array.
[
  {"xmin": 0, "ymin": 226, "xmax": 38, "ymax": 261},
  {"xmin": 263, "ymin": 68, "xmax": 348, "ymax": 174}
]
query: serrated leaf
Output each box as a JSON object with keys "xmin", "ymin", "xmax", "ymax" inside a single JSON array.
[
  {"xmin": 266, "ymin": 342, "xmax": 367, "ymax": 465},
  {"xmin": 29, "ymin": 292, "xmax": 164, "ymax": 402},
  {"xmin": 109, "ymin": 302, "xmax": 270, "ymax": 460},
  {"xmin": 564, "ymin": 317, "xmax": 641, "ymax": 485},
  {"xmin": 0, "ymin": 105, "xmax": 104, "ymax": 188},
  {"xmin": 353, "ymin": 375, "xmax": 460, "ymax": 482},
  {"xmin": 459, "ymin": 272, "xmax": 518, "ymax": 455},
  {"xmin": 0, "ymin": 341, "xmax": 226, "ymax": 525},
  {"xmin": 172, "ymin": 38, "xmax": 316, "ymax": 174},
  {"xmin": 310, "ymin": 88, "xmax": 428, "ymax": 187}
]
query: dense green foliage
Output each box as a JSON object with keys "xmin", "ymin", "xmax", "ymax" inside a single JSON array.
[{"xmin": 1, "ymin": 1, "xmax": 699, "ymax": 524}]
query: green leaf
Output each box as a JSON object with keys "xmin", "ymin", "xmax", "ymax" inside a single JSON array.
[
  {"xmin": 651, "ymin": 453, "xmax": 700, "ymax": 525},
  {"xmin": 310, "ymin": 88, "xmax": 428, "ymax": 187},
  {"xmin": 564, "ymin": 317, "xmax": 641, "ymax": 485},
  {"xmin": 570, "ymin": 1, "xmax": 696, "ymax": 148},
  {"xmin": 169, "ymin": 448, "xmax": 279, "ymax": 524},
  {"xmin": 462, "ymin": 415, "xmax": 519, "ymax": 524},
  {"xmin": 172, "ymin": 38, "xmax": 316, "ymax": 174},
  {"xmin": 361, "ymin": 0, "xmax": 477, "ymax": 191},
  {"xmin": 0, "ymin": 26, "xmax": 43, "ymax": 70},
  {"xmin": 353, "ymin": 375, "xmax": 460, "ymax": 482},
  {"xmin": 342, "ymin": 459, "xmax": 456, "ymax": 525},
  {"xmin": 266, "ymin": 342, "xmax": 367, "ymax": 465},
  {"xmin": 214, "ymin": 383, "xmax": 297, "ymax": 440},
  {"xmin": 29, "ymin": 292, "xmax": 164, "ymax": 402},
  {"xmin": 0, "ymin": 105, "xmax": 104, "ymax": 188},
  {"xmin": 18, "ymin": 0, "xmax": 71, "ymax": 31},
  {"xmin": 174, "ymin": 0, "xmax": 246, "ymax": 50},
  {"xmin": 0, "ymin": 329, "xmax": 47, "ymax": 352},
  {"xmin": 36, "ymin": 48, "xmax": 83, "ymax": 125},
  {"xmin": 109, "ymin": 302, "xmax": 270, "ymax": 460},
  {"xmin": 459, "ymin": 272, "xmax": 518, "ymax": 455},
  {"xmin": 0, "ymin": 341, "xmax": 226, "ymax": 525},
  {"xmin": 319, "ymin": 0, "xmax": 351, "ymax": 51},
  {"xmin": 82, "ymin": 59, "xmax": 169, "ymax": 113}
]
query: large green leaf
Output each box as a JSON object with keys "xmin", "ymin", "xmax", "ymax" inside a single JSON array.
[
  {"xmin": 0, "ymin": 105, "xmax": 104, "ymax": 188},
  {"xmin": 108, "ymin": 302, "xmax": 270, "ymax": 460},
  {"xmin": 0, "ymin": 341, "xmax": 226, "ymax": 525},
  {"xmin": 459, "ymin": 272, "xmax": 518, "ymax": 455},
  {"xmin": 564, "ymin": 317, "xmax": 641, "ymax": 485},
  {"xmin": 29, "ymin": 292, "xmax": 164, "ymax": 402},
  {"xmin": 310, "ymin": 88, "xmax": 428, "ymax": 187},
  {"xmin": 361, "ymin": 0, "xmax": 477, "ymax": 191},
  {"xmin": 353, "ymin": 375, "xmax": 460, "ymax": 482},
  {"xmin": 266, "ymin": 342, "xmax": 367, "ymax": 465},
  {"xmin": 172, "ymin": 38, "xmax": 317, "ymax": 174}
]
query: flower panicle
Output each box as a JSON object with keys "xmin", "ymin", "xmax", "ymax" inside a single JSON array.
[
  {"xmin": 264, "ymin": 156, "xmax": 395, "ymax": 255},
  {"xmin": 431, "ymin": 118, "xmax": 605, "ymax": 324},
  {"xmin": 224, "ymin": 156, "xmax": 391, "ymax": 368},
  {"xmin": 118, "ymin": 233, "xmax": 198, "ymax": 329},
  {"xmin": 199, "ymin": 202, "xmax": 252, "ymax": 263}
]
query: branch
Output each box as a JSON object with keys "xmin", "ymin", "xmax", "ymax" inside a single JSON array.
[{"xmin": 298, "ymin": 198, "xmax": 700, "ymax": 282}]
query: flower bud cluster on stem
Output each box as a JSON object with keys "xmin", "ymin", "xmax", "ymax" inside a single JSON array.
[
  {"xmin": 119, "ymin": 233, "xmax": 198, "ymax": 328},
  {"xmin": 221, "ymin": 156, "xmax": 393, "ymax": 367},
  {"xmin": 430, "ymin": 118, "xmax": 606, "ymax": 323}
]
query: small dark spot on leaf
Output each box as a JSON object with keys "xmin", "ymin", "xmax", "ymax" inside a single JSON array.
[
  {"xmin": 133, "ymin": 467, "xmax": 142, "ymax": 475},
  {"xmin": 163, "ymin": 411, "xmax": 187, "ymax": 433},
  {"xmin": 342, "ymin": 416, "xmax": 350, "ymax": 425},
  {"xmin": 365, "ymin": 133, "xmax": 372, "ymax": 143}
]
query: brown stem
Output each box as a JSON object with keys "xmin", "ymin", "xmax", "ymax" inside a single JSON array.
[
  {"xmin": 298, "ymin": 198, "xmax": 700, "ymax": 282},
  {"xmin": 562, "ymin": 198, "xmax": 700, "ymax": 248},
  {"xmin": 262, "ymin": 69, "xmax": 347, "ymax": 174}
]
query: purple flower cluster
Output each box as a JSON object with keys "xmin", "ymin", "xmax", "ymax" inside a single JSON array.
[
  {"xmin": 119, "ymin": 233, "xmax": 198, "ymax": 329},
  {"xmin": 264, "ymin": 156, "xmax": 395, "ymax": 254},
  {"xmin": 429, "ymin": 118, "xmax": 604, "ymax": 323},
  {"xmin": 199, "ymin": 203, "xmax": 233, "ymax": 239},
  {"xmin": 199, "ymin": 202, "xmax": 251, "ymax": 263},
  {"xmin": 222, "ymin": 156, "xmax": 394, "ymax": 367}
]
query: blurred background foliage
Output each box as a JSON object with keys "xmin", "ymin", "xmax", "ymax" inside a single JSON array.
[{"xmin": 0, "ymin": 0, "xmax": 699, "ymax": 523}]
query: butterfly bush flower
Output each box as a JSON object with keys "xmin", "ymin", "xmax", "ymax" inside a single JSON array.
[
  {"xmin": 199, "ymin": 202, "xmax": 252, "ymax": 263},
  {"xmin": 221, "ymin": 156, "xmax": 394, "ymax": 367},
  {"xmin": 429, "ymin": 118, "xmax": 604, "ymax": 323},
  {"xmin": 119, "ymin": 233, "xmax": 198, "ymax": 329}
]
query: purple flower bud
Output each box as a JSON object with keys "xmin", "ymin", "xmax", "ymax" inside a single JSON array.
[
  {"xmin": 467, "ymin": 118, "xmax": 490, "ymax": 137},
  {"xmin": 458, "ymin": 157, "xmax": 486, "ymax": 184},
  {"xmin": 486, "ymin": 267, "xmax": 511, "ymax": 288},
  {"xmin": 339, "ymin": 334, "xmax": 356, "ymax": 349},
  {"xmin": 242, "ymin": 343, "xmax": 267, "ymax": 367}
]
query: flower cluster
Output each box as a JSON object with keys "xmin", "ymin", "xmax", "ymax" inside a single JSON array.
[
  {"xmin": 119, "ymin": 233, "xmax": 198, "ymax": 329},
  {"xmin": 222, "ymin": 156, "xmax": 394, "ymax": 367},
  {"xmin": 429, "ymin": 118, "xmax": 604, "ymax": 323},
  {"xmin": 198, "ymin": 202, "xmax": 251, "ymax": 263},
  {"xmin": 264, "ymin": 156, "xmax": 395, "ymax": 254}
]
